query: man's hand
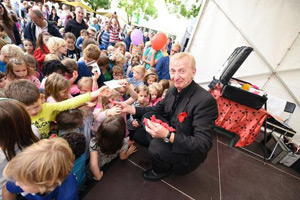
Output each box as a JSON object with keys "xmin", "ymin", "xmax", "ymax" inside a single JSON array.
[
  {"xmin": 132, "ymin": 120, "xmax": 140, "ymax": 127},
  {"xmin": 115, "ymin": 101, "xmax": 136, "ymax": 115},
  {"xmin": 145, "ymin": 119, "xmax": 169, "ymax": 139}
]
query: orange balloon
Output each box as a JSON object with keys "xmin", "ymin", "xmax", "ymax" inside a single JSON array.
[{"xmin": 151, "ymin": 32, "xmax": 167, "ymax": 50}]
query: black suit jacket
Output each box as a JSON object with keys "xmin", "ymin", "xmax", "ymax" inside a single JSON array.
[{"xmin": 136, "ymin": 81, "xmax": 218, "ymax": 155}]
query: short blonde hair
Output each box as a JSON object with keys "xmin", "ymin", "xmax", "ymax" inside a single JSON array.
[
  {"xmin": 83, "ymin": 44, "xmax": 100, "ymax": 60},
  {"xmin": 77, "ymin": 76, "xmax": 92, "ymax": 91},
  {"xmin": 132, "ymin": 65, "xmax": 146, "ymax": 77},
  {"xmin": 111, "ymin": 52, "xmax": 125, "ymax": 66},
  {"xmin": 45, "ymin": 73, "xmax": 70, "ymax": 102},
  {"xmin": 148, "ymin": 82, "xmax": 163, "ymax": 97},
  {"xmin": 44, "ymin": 54, "xmax": 60, "ymax": 62},
  {"xmin": 1, "ymin": 45, "xmax": 24, "ymax": 63},
  {"xmin": 46, "ymin": 37, "xmax": 67, "ymax": 54},
  {"xmin": 3, "ymin": 137, "xmax": 74, "ymax": 194},
  {"xmin": 171, "ymin": 52, "xmax": 196, "ymax": 70}
]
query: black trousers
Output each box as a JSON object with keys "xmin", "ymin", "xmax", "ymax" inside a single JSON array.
[{"xmin": 133, "ymin": 112, "xmax": 207, "ymax": 175}]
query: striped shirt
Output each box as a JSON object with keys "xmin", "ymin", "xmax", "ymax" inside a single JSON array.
[
  {"xmin": 109, "ymin": 26, "xmax": 120, "ymax": 44},
  {"xmin": 131, "ymin": 43, "xmax": 144, "ymax": 57},
  {"xmin": 101, "ymin": 31, "xmax": 110, "ymax": 46}
]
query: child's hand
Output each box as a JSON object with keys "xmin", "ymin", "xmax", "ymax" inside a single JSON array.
[
  {"xmin": 93, "ymin": 171, "xmax": 103, "ymax": 181},
  {"xmin": 72, "ymin": 71, "xmax": 78, "ymax": 79},
  {"xmin": 119, "ymin": 80, "xmax": 129, "ymax": 90},
  {"xmin": 127, "ymin": 144, "xmax": 137, "ymax": 155},
  {"xmin": 92, "ymin": 71, "xmax": 100, "ymax": 81},
  {"xmin": 85, "ymin": 102, "xmax": 96, "ymax": 108},
  {"xmin": 98, "ymin": 86, "xmax": 112, "ymax": 97},
  {"xmin": 106, "ymin": 106, "xmax": 122, "ymax": 116},
  {"xmin": 132, "ymin": 120, "xmax": 139, "ymax": 127}
]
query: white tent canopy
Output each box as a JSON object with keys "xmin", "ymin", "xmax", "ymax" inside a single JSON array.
[{"xmin": 187, "ymin": 0, "xmax": 300, "ymax": 143}]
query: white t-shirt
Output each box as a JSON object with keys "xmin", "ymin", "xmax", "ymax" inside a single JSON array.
[{"xmin": 35, "ymin": 20, "xmax": 48, "ymax": 41}]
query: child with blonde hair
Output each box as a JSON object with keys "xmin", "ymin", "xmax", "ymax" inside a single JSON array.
[
  {"xmin": 89, "ymin": 115, "xmax": 137, "ymax": 181},
  {"xmin": 47, "ymin": 37, "xmax": 68, "ymax": 59},
  {"xmin": 0, "ymin": 44, "xmax": 24, "ymax": 73},
  {"xmin": 2, "ymin": 137, "xmax": 78, "ymax": 200},
  {"xmin": 44, "ymin": 54, "xmax": 60, "ymax": 62},
  {"xmin": 45, "ymin": 73, "xmax": 72, "ymax": 103},
  {"xmin": 109, "ymin": 51, "xmax": 125, "ymax": 72},
  {"xmin": 6, "ymin": 57, "xmax": 40, "ymax": 88},
  {"xmin": 148, "ymin": 82, "xmax": 163, "ymax": 106},
  {"xmin": 128, "ymin": 65, "xmax": 146, "ymax": 88}
]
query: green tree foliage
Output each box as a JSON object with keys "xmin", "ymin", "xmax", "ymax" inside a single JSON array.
[
  {"xmin": 118, "ymin": 0, "xmax": 158, "ymax": 25},
  {"xmin": 164, "ymin": 0, "xmax": 201, "ymax": 18},
  {"xmin": 83, "ymin": 0, "xmax": 111, "ymax": 12}
]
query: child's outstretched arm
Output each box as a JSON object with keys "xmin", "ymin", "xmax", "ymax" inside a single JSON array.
[
  {"xmin": 92, "ymin": 71, "xmax": 100, "ymax": 91},
  {"xmin": 91, "ymin": 86, "xmax": 112, "ymax": 99},
  {"xmin": 119, "ymin": 144, "xmax": 137, "ymax": 160},
  {"xmin": 90, "ymin": 151, "xmax": 104, "ymax": 181}
]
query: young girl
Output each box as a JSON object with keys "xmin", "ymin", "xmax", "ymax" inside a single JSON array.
[
  {"xmin": 110, "ymin": 52, "xmax": 125, "ymax": 73},
  {"xmin": 89, "ymin": 115, "xmax": 137, "ymax": 181},
  {"xmin": 78, "ymin": 76, "xmax": 99, "ymax": 95},
  {"xmin": 159, "ymin": 79, "xmax": 170, "ymax": 92},
  {"xmin": 41, "ymin": 60, "xmax": 70, "ymax": 89},
  {"xmin": 64, "ymin": 32, "xmax": 80, "ymax": 61},
  {"xmin": 148, "ymin": 82, "xmax": 163, "ymax": 106},
  {"xmin": 93, "ymin": 89, "xmax": 123, "ymax": 131},
  {"xmin": 144, "ymin": 72, "xmax": 158, "ymax": 86},
  {"xmin": 98, "ymin": 55, "xmax": 112, "ymax": 81},
  {"xmin": 6, "ymin": 57, "xmax": 40, "ymax": 88},
  {"xmin": 24, "ymin": 54, "xmax": 42, "ymax": 81},
  {"xmin": 47, "ymin": 37, "xmax": 68, "ymax": 60},
  {"xmin": 45, "ymin": 73, "xmax": 72, "ymax": 103},
  {"xmin": 61, "ymin": 58, "xmax": 80, "ymax": 95},
  {"xmin": 126, "ymin": 55, "xmax": 140, "ymax": 78},
  {"xmin": 128, "ymin": 65, "xmax": 146, "ymax": 89},
  {"xmin": 127, "ymin": 85, "xmax": 149, "ymax": 132},
  {"xmin": 34, "ymin": 31, "xmax": 51, "ymax": 71},
  {"xmin": 3, "ymin": 138, "xmax": 78, "ymax": 200},
  {"xmin": 23, "ymin": 39, "xmax": 35, "ymax": 55}
]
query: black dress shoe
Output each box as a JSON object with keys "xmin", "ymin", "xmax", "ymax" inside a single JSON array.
[{"xmin": 143, "ymin": 169, "xmax": 172, "ymax": 181}]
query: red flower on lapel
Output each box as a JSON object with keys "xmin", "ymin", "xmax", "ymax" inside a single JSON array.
[{"xmin": 178, "ymin": 112, "xmax": 187, "ymax": 123}]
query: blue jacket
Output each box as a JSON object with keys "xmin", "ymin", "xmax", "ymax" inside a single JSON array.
[
  {"xmin": 155, "ymin": 56, "xmax": 170, "ymax": 80},
  {"xmin": 24, "ymin": 20, "xmax": 62, "ymax": 45},
  {"xmin": 76, "ymin": 58, "xmax": 105, "ymax": 87}
]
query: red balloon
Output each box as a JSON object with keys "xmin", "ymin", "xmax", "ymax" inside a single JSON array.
[{"xmin": 151, "ymin": 32, "xmax": 167, "ymax": 50}]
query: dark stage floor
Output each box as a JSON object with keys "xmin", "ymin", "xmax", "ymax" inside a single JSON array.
[{"xmin": 82, "ymin": 132, "xmax": 300, "ymax": 200}]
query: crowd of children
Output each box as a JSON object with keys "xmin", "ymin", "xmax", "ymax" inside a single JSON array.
[{"xmin": 0, "ymin": 1, "xmax": 180, "ymax": 199}]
